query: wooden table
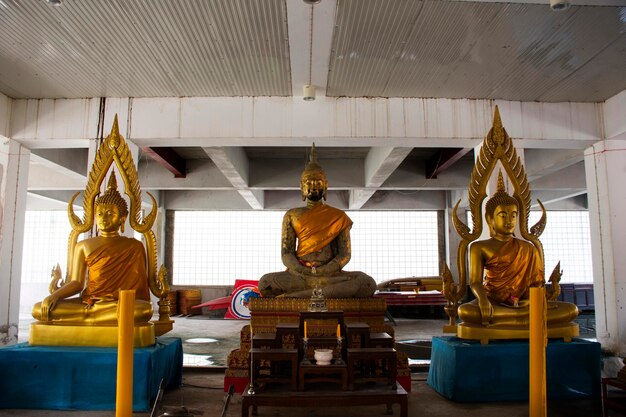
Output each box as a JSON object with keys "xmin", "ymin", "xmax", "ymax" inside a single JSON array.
[
  {"xmin": 249, "ymin": 348, "xmax": 298, "ymax": 391},
  {"xmin": 242, "ymin": 384, "xmax": 408, "ymax": 417},
  {"xmin": 602, "ymin": 377, "xmax": 626, "ymax": 417},
  {"xmin": 347, "ymin": 347, "xmax": 397, "ymax": 390}
]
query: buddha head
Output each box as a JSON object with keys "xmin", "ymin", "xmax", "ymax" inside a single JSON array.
[
  {"xmin": 300, "ymin": 144, "xmax": 328, "ymax": 202},
  {"xmin": 484, "ymin": 172, "xmax": 518, "ymax": 238},
  {"xmin": 94, "ymin": 171, "xmax": 128, "ymax": 234}
]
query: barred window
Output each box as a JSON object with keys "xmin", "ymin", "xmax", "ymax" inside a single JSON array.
[{"xmin": 172, "ymin": 210, "xmax": 440, "ymax": 285}]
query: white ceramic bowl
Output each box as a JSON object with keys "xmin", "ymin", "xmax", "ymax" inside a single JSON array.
[{"xmin": 314, "ymin": 349, "xmax": 333, "ymax": 365}]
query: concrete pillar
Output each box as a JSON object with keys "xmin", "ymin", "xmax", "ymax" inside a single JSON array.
[
  {"xmin": 0, "ymin": 139, "xmax": 30, "ymax": 345},
  {"xmin": 584, "ymin": 139, "xmax": 626, "ymax": 355}
]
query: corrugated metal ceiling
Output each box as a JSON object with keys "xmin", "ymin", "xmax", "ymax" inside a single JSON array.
[{"xmin": 0, "ymin": 0, "xmax": 623, "ymax": 101}]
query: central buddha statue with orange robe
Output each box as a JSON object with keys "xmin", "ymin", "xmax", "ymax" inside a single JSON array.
[{"xmin": 258, "ymin": 145, "xmax": 376, "ymax": 298}]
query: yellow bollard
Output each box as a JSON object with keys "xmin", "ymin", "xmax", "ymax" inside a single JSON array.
[
  {"xmin": 116, "ymin": 290, "xmax": 135, "ymax": 417},
  {"xmin": 529, "ymin": 287, "xmax": 547, "ymax": 417}
]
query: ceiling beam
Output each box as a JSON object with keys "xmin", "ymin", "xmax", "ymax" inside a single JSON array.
[
  {"xmin": 349, "ymin": 147, "xmax": 413, "ymax": 209},
  {"xmin": 202, "ymin": 147, "xmax": 264, "ymax": 209},
  {"xmin": 141, "ymin": 147, "xmax": 186, "ymax": 178},
  {"xmin": 30, "ymin": 148, "xmax": 88, "ymax": 180},
  {"xmin": 524, "ymin": 148, "xmax": 584, "ymax": 182},
  {"xmin": 425, "ymin": 148, "xmax": 473, "ymax": 179},
  {"xmin": 287, "ymin": 0, "xmax": 336, "ymax": 98}
]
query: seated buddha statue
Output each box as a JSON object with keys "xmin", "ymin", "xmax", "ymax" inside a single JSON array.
[
  {"xmin": 457, "ymin": 175, "xmax": 578, "ymax": 327},
  {"xmin": 32, "ymin": 172, "xmax": 153, "ymax": 325},
  {"xmin": 258, "ymin": 145, "xmax": 377, "ymax": 298}
]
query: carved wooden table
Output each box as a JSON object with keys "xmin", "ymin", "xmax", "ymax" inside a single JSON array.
[{"xmin": 242, "ymin": 384, "xmax": 408, "ymax": 417}]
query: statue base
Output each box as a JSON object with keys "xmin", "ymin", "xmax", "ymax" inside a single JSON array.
[
  {"xmin": 153, "ymin": 319, "xmax": 175, "ymax": 336},
  {"xmin": 0, "ymin": 336, "xmax": 182, "ymax": 410},
  {"xmin": 29, "ymin": 322, "xmax": 156, "ymax": 347},
  {"xmin": 442, "ymin": 324, "xmax": 457, "ymax": 333},
  {"xmin": 457, "ymin": 321, "xmax": 579, "ymax": 344},
  {"xmin": 427, "ymin": 336, "xmax": 601, "ymax": 402}
]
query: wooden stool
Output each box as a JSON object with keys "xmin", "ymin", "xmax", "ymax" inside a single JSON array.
[
  {"xmin": 252, "ymin": 332, "xmax": 276, "ymax": 349},
  {"xmin": 249, "ymin": 348, "xmax": 298, "ymax": 391},
  {"xmin": 347, "ymin": 347, "xmax": 397, "ymax": 390},
  {"xmin": 368, "ymin": 332, "xmax": 394, "ymax": 348},
  {"xmin": 345, "ymin": 322, "xmax": 370, "ymax": 348},
  {"xmin": 275, "ymin": 323, "xmax": 299, "ymax": 349},
  {"xmin": 602, "ymin": 377, "xmax": 626, "ymax": 417}
]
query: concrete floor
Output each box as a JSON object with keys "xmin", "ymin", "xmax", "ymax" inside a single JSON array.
[{"xmin": 4, "ymin": 312, "xmax": 616, "ymax": 417}]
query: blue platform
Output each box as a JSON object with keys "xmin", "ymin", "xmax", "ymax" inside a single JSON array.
[
  {"xmin": 427, "ymin": 336, "xmax": 601, "ymax": 402},
  {"xmin": 0, "ymin": 336, "xmax": 182, "ymax": 411}
]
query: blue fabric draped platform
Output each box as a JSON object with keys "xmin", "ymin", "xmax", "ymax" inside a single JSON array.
[
  {"xmin": 427, "ymin": 336, "xmax": 601, "ymax": 402},
  {"xmin": 0, "ymin": 336, "xmax": 182, "ymax": 411}
]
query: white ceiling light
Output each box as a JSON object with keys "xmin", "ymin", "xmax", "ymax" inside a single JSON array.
[
  {"xmin": 303, "ymin": 85, "xmax": 316, "ymax": 101},
  {"xmin": 303, "ymin": 1, "xmax": 316, "ymax": 101},
  {"xmin": 550, "ymin": 0, "xmax": 571, "ymax": 11}
]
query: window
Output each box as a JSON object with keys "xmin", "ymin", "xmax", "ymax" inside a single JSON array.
[
  {"xmin": 172, "ymin": 210, "xmax": 440, "ymax": 285},
  {"xmin": 528, "ymin": 211, "xmax": 592, "ymax": 284},
  {"xmin": 21, "ymin": 211, "xmax": 76, "ymax": 284},
  {"xmin": 173, "ymin": 211, "xmax": 284, "ymax": 286},
  {"xmin": 465, "ymin": 209, "xmax": 593, "ymax": 284}
]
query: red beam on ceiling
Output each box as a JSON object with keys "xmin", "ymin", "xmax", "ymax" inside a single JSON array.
[{"xmin": 142, "ymin": 147, "xmax": 186, "ymax": 178}]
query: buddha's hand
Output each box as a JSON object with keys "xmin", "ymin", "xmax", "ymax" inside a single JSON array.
[
  {"xmin": 479, "ymin": 300, "xmax": 493, "ymax": 326},
  {"xmin": 297, "ymin": 260, "xmax": 321, "ymax": 276},
  {"xmin": 40, "ymin": 294, "xmax": 59, "ymax": 321}
]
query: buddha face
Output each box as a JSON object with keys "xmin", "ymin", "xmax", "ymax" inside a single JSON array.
[
  {"xmin": 301, "ymin": 174, "xmax": 327, "ymax": 202},
  {"xmin": 487, "ymin": 203, "xmax": 517, "ymax": 238},
  {"xmin": 95, "ymin": 203, "xmax": 125, "ymax": 234}
]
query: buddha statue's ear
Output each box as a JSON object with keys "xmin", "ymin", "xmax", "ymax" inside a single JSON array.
[
  {"xmin": 120, "ymin": 216, "xmax": 127, "ymax": 234},
  {"xmin": 485, "ymin": 212, "xmax": 495, "ymax": 237}
]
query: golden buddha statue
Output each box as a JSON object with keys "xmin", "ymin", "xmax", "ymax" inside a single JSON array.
[
  {"xmin": 258, "ymin": 144, "xmax": 377, "ymax": 298},
  {"xmin": 32, "ymin": 172, "xmax": 153, "ymax": 325},
  {"xmin": 442, "ymin": 107, "xmax": 579, "ymax": 343},
  {"xmin": 29, "ymin": 116, "xmax": 172, "ymax": 347}
]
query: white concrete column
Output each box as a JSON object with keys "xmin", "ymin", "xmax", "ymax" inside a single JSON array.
[
  {"xmin": 584, "ymin": 139, "xmax": 626, "ymax": 355},
  {"xmin": 0, "ymin": 139, "xmax": 30, "ymax": 345}
]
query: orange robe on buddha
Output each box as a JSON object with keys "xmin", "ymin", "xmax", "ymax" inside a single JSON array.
[
  {"xmin": 292, "ymin": 204, "xmax": 353, "ymax": 257},
  {"xmin": 82, "ymin": 237, "xmax": 150, "ymax": 305},
  {"xmin": 483, "ymin": 238, "xmax": 544, "ymax": 304}
]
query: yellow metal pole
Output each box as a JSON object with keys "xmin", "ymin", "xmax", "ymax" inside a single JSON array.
[
  {"xmin": 529, "ymin": 287, "xmax": 547, "ymax": 417},
  {"xmin": 116, "ymin": 290, "xmax": 135, "ymax": 417}
]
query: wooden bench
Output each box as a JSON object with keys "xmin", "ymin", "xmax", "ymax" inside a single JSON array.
[{"xmin": 242, "ymin": 384, "xmax": 408, "ymax": 417}]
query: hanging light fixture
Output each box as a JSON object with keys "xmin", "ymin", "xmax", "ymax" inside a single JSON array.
[
  {"xmin": 303, "ymin": 85, "xmax": 315, "ymax": 101},
  {"xmin": 303, "ymin": 1, "xmax": 316, "ymax": 101}
]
